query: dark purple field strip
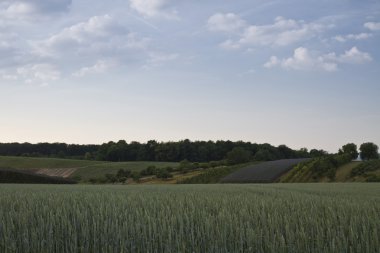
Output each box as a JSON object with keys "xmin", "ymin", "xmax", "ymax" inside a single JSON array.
[{"xmin": 221, "ymin": 158, "xmax": 310, "ymax": 183}]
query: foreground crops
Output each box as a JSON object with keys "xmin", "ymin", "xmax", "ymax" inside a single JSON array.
[{"xmin": 0, "ymin": 184, "xmax": 379, "ymax": 253}]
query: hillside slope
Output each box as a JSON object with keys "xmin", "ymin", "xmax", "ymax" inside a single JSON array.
[
  {"xmin": 280, "ymin": 158, "xmax": 380, "ymax": 182},
  {"xmin": 0, "ymin": 156, "xmax": 178, "ymax": 182},
  {"xmin": 221, "ymin": 159, "xmax": 309, "ymax": 183},
  {"xmin": 0, "ymin": 168, "xmax": 76, "ymax": 184}
]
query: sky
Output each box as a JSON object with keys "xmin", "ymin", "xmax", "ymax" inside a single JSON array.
[{"xmin": 0, "ymin": 0, "xmax": 379, "ymax": 152}]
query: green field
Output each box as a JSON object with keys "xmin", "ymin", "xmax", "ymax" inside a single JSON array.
[
  {"xmin": 0, "ymin": 156, "xmax": 178, "ymax": 181},
  {"xmin": 0, "ymin": 184, "xmax": 379, "ymax": 252},
  {"xmin": 70, "ymin": 161, "xmax": 178, "ymax": 181},
  {"xmin": 0, "ymin": 156, "xmax": 100, "ymax": 169}
]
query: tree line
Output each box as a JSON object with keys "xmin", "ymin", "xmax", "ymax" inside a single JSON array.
[
  {"xmin": 0, "ymin": 140, "xmax": 311, "ymax": 162},
  {"xmin": 0, "ymin": 140, "xmax": 377, "ymax": 163}
]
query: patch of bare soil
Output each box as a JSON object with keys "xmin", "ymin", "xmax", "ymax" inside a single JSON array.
[{"xmin": 35, "ymin": 168, "xmax": 78, "ymax": 178}]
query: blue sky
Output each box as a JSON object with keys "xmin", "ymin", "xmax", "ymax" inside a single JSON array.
[{"xmin": 0, "ymin": 0, "xmax": 379, "ymax": 152}]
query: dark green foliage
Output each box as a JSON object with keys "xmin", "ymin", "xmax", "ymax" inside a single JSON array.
[
  {"xmin": 309, "ymin": 149, "xmax": 328, "ymax": 158},
  {"xmin": 141, "ymin": 166, "xmax": 157, "ymax": 176},
  {"xmin": 338, "ymin": 143, "xmax": 359, "ymax": 160},
  {"xmin": 227, "ymin": 147, "xmax": 251, "ymax": 164},
  {"xmin": 105, "ymin": 174, "xmax": 117, "ymax": 183},
  {"xmin": 178, "ymin": 159, "xmax": 196, "ymax": 173},
  {"xmin": 155, "ymin": 168, "xmax": 173, "ymax": 179},
  {"xmin": 359, "ymin": 142, "xmax": 379, "ymax": 160},
  {"xmin": 366, "ymin": 174, "xmax": 380, "ymax": 182},
  {"xmin": 0, "ymin": 139, "xmax": 310, "ymax": 163},
  {"xmin": 0, "ymin": 142, "xmax": 98, "ymax": 159},
  {"xmin": 253, "ymin": 149, "xmax": 276, "ymax": 161},
  {"xmin": 132, "ymin": 171, "xmax": 141, "ymax": 182},
  {"xmin": 351, "ymin": 160, "xmax": 380, "ymax": 177},
  {"xmin": 277, "ymin": 145, "xmax": 296, "ymax": 159},
  {"xmin": 0, "ymin": 168, "xmax": 76, "ymax": 184},
  {"xmin": 116, "ymin": 169, "xmax": 132, "ymax": 178}
]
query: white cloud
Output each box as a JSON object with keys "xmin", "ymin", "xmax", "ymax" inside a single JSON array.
[
  {"xmin": 334, "ymin": 33, "xmax": 372, "ymax": 42},
  {"xmin": 0, "ymin": 0, "xmax": 71, "ymax": 20},
  {"xmin": 338, "ymin": 46, "xmax": 372, "ymax": 64},
  {"xmin": 15, "ymin": 64, "xmax": 61, "ymax": 85},
  {"xmin": 129, "ymin": 0, "xmax": 178, "ymax": 19},
  {"xmin": 364, "ymin": 22, "xmax": 380, "ymax": 31},
  {"xmin": 32, "ymin": 15, "xmax": 141, "ymax": 57},
  {"xmin": 73, "ymin": 60, "xmax": 117, "ymax": 77},
  {"xmin": 208, "ymin": 14, "xmax": 327, "ymax": 49},
  {"xmin": 207, "ymin": 13, "xmax": 246, "ymax": 33},
  {"xmin": 264, "ymin": 46, "xmax": 371, "ymax": 72},
  {"xmin": 263, "ymin": 56, "xmax": 280, "ymax": 68},
  {"xmin": 281, "ymin": 47, "xmax": 337, "ymax": 72}
]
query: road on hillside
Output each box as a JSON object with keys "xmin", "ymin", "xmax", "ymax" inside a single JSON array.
[{"xmin": 221, "ymin": 158, "xmax": 310, "ymax": 183}]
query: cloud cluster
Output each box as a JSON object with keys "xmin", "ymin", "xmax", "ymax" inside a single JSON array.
[
  {"xmin": 129, "ymin": 0, "xmax": 178, "ymax": 19},
  {"xmin": 32, "ymin": 15, "xmax": 132, "ymax": 57},
  {"xmin": 364, "ymin": 22, "xmax": 380, "ymax": 31},
  {"xmin": 0, "ymin": 12, "xmax": 178, "ymax": 85},
  {"xmin": 0, "ymin": 0, "xmax": 71, "ymax": 20},
  {"xmin": 334, "ymin": 33, "xmax": 372, "ymax": 42},
  {"xmin": 207, "ymin": 13, "xmax": 246, "ymax": 33},
  {"xmin": 208, "ymin": 14, "xmax": 327, "ymax": 49},
  {"xmin": 264, "ymin": 47, "xmax": 372, "ymax": 72}
]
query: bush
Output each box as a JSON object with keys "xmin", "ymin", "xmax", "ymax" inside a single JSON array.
[
  {"xmin": 116, "ymin": 169, "xmax": 132, "ymax": 178},
  {"xmin": 351, "ymin": 160, "xmax": 380, "ymax": 177},
  {"xmin": 156, "ymin": 168, "xmax": 173, "ymax": 179},
  {"xmin": 366, "ymin": 174, "xmax": 380, "ymax": 182}
]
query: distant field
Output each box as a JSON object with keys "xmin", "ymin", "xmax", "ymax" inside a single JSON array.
[
  {"xmin": 71, "ymin": 161, "xmax": 178, "ymax": 181},
  {"xmin": 0, "ymin": 156, "xmax": 99, "ymax": 169},
  {"xmin": 0, "ymin": 156, "xmax": 178, "ymax": 181},
  {"xmin": 221, "ymin": 159, "xmax": 309, "ymax": 183},
  {"xmin": 0, "ymin": 168, "xmax": 76, "ymax": 184},
  {"xmin": 0, "ymin": 184, "xmax": 378, "ymax": 252}
]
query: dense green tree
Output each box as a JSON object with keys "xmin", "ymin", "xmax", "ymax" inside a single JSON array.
[
  {"xmin": 0, "ymin": 139, "xmax": 311, "ymax": 163},
  {"xmin": 360, "ymin": 142, "xmax": 379, "ymax": 160},
  {"xmin": 227, "ymin": 147, "xmax": 251, "ymax": 165},
  {"xmin": 253, "ymin": 149, "xmax": 275, "ymax": 161},
  {"xmin": 277, "ymin": 145, "xmax": 296, "ymax": 159},
  {"xmin": 338, "ymin": 143, "xmax": 359, "ymax": 160},
  {"xmin": 310, "ymin": 149, "xmax": 328, "ymax": 157}
]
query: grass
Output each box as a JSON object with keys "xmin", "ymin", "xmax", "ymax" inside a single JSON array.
[
  {"xmin": 0, "ymin": 156, "xmax": 178, "ymax": 182},
  {"xmin": 335, "ymin": 161, "xmax": 362, "ymax": 182},
  {"xmin": 0, "ymin": 156, "xmax": 99, "ymax": 169},
  {"xmin": 71, "ymin": 161, "xmax": 178, "ymax": 181},
  {"xmin": 0, "ymin": 184, "xmax": 379, "ymax": 252}
]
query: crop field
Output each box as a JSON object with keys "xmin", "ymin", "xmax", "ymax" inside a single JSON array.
[
  {"xmin": 221, "ymin": 159, "xmax": 310, "ymax": 183},
  {"xmin": 0, "ymin": 184, "xmax": 379, "ymax": 253}
]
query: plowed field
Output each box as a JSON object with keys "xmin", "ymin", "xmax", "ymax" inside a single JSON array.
[{"xmin": 221, "ymin": 158, "xmax": 309, "ymax": 183}]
